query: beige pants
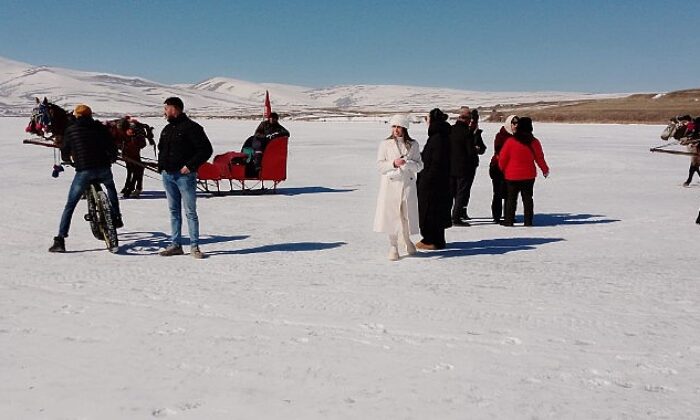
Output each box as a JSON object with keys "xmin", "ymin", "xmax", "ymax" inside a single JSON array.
[{"xmin": 389, "ymin": 201, "xmax": 412, "ymax": 247}]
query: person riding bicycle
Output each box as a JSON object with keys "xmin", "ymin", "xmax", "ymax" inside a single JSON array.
[{"xmin": 49, "ymin": 104, "xmax": 124, "ymax": 253}]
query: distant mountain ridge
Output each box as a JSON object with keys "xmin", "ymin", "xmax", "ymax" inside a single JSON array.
[{"xmin": 0, "ymin": 56, "xmax": 632, "ymax": 118}]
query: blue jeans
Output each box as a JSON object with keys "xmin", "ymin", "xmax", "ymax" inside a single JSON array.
[
  {"xmin": 58, "ymin": 166, "xmax": 120, "ymax": 238},
  {"xmin": 162, "ymin": 171, "xmax": 199, "ymax": 247}
]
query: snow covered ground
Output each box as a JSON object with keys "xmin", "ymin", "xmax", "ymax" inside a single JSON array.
[{"xmin": 1, "ymin": 117, "xmax": 698, "ymax": 419}]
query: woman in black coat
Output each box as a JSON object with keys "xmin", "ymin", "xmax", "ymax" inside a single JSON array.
[{"xmin": 416, "ymin": 108, "xmax": 452, "ymax": 250}]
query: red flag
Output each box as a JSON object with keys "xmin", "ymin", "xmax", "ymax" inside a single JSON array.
[{"xmin": 263, "ymin": 90, "xmax": 271, "ymax": 119}]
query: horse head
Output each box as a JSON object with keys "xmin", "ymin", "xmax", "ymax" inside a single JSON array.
[
  {"xmin": 660, "ymin": 120, "xmax": 679, "ymax": 141},
  {"xmin": 25, "ymin": 98, "xmax": 71, "ymax": 139}
]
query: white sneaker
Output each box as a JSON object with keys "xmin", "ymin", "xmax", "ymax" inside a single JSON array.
[
  {"xmin": 405, "ymin": 241, "xmax": 417, "ymax": 255},
  {"xmin": 388, "ymin": 246, "xmax": 399, "ymax": 261}
]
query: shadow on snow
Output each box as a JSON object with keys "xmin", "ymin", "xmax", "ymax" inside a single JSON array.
[
  {"xmin": 533, "ymin": 213, "xmax": 620, "ymax": 226},
  {"xmin": 423, "ymin": 237, "xmax": 565, "ymax": 259},
  {"xmin": 199, "ymin": 186, "xmax": 357, "ymax": 197},
  {"xmin": 117, "ymin": 231, "xmax": 249, "ymax": 255},
  {"xmin": 116, "ymin": 231, "xmax": 345, "ymax": 257},
  {"xmin": 207, "ymin": 241, "xmax": 347, "ymax": 256}
]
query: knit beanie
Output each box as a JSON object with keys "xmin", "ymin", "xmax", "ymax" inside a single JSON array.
[
  {"xmin": 389, "ymin": 114, "xmax": 410, "ymax": 129},
  {"xmin": 73, "ymin": 104, "xmax": 92, "ymax": 118}
]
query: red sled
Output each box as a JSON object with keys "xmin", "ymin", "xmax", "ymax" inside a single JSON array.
[{"xmin": 198, "ymin": 136, "xmax": 289, "ymax": 193}]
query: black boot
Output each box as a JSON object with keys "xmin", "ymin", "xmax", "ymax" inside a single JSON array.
[
  {"xmin": 696, "ymin": 211, "xmax": 700, "ymax": 225},
  {"xmin": 49, "ymin": 236, "xmax": 65, "ymax": 253},
  {"xmin": 113, "ymin": 215, "xmax": 124, "ymax": 229}
]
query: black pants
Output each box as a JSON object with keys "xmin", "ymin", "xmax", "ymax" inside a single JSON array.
[
  {"xmin": 504, "ymin": 179, "xmax": 536, "ymax": 226},
  {"xmin": 686, "ymin": 164, "xmax": 700, "ymax": 184},
  {"xmin": 123, "ymin": 161, "xmax": 144, "ymax": 193},
  {"xmin": 489, "ymin": 165, "xmax": 506, "ymax": 222},
  {"xmin": 450, "ymin": 167, "xmax": 476, "ymax": 221}
]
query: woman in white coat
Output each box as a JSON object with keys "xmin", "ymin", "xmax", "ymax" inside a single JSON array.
[{"xmin": 373, "ymin": 115, "xmax": 423, "ymax": 261}]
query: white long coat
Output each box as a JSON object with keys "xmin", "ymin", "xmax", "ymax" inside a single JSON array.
[{"xmin": 373, "ymin": 137, "xmax": 423, "ymax": 234}]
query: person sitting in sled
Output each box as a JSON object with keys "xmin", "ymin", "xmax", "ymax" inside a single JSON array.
[
  {"xmin": 241, "ymin": 113, "xmax": 289, "ymax": 175},
  {"xmin": 255, "ymin": 112, "xmax": 290, "ymax": 140}
]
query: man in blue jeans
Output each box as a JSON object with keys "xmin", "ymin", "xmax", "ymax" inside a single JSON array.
[
  {"xmin": 50, "ymin": 104, "xmax": 123, "ymax": 253},
  {"xmin": 158, "ymin": 97, "xmax": 213, "ymax": 259}
]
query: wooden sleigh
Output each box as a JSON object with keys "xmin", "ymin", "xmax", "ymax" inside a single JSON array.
[{"xmin": 197, "ymin": 136, "xmax": 289, "ymax": 194}]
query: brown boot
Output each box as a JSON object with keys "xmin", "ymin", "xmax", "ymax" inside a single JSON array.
[
  {"xmin": 159, "ymin": 245, "xmax": 183, "ymax": 256},
  {"xmin": 191, "ymin": 246, "xmax": 206, "ymax": 259},
  {"xmin": 415, "ymin": 241, "xmax": 436, "ymax": 250}
]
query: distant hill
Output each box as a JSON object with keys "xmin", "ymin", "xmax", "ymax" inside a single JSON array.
[
  {"xmin": 0, "ymin": 56, "xmax": 631, "ymax": 120},
  {"xmin": 483, "ymin": 89, "xmax": 700, "ymax": 124}
]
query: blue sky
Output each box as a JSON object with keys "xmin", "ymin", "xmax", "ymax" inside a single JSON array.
[{"xmin": 1, "ymin": 0, "xmax": 697, "ymax": 93}]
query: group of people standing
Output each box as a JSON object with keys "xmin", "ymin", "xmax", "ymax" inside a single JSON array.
[
  {"xmin": 46, "ymin": 97, "xmax": 551, "ymax": 260},
  {"xmin": 374, "ymin": 108, "xmax": 549, "ymax": 261}
]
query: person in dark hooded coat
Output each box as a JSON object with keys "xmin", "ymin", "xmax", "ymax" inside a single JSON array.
[
  {"xmin": 416, "ymin": 108, "xmax": 452, "ymax": 250},
  {"xmin": 449, "ymin": 107, "xmax": 477, "ymax": 226},
  {"xmin": 498, "ymin": 117, "xmax": 549, "ymax": 226},
  {"xmin": 489, "ymin": 115, "xmax": 518, "ymax": 224}
]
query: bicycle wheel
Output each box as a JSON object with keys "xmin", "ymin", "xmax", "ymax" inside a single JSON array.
[
  {"xmin": 91, "ymin": 184, "xmax": 119, "ymax": 253},
  {"xmin": 84, "ymin": 188, "xmax": 103, "ymax": 240}
]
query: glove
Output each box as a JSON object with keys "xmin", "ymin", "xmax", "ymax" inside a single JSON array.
[{"xmin": 51, "ymin": 164, "xmax": 64, "ymax": 178}]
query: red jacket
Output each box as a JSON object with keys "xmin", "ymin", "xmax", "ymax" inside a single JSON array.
[{"xmin": 498, "ymin": 136, "xmax": 549, "ymax": 180}]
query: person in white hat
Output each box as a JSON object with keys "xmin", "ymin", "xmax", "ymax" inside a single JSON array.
[{"xmin": 373, "ymin": 115, "xmax": 423, "ymax": 261}]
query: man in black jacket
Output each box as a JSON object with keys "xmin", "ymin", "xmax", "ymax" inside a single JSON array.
[
  {"xmin": 158, "ymin": 97, "xmax": 213, "ymax": 259},
  {"xmin": 449, "ymin": 107, "xmax": 481, "ymax": 225},
  {"xmin": 49, "ymin": 104, "xmax": 122, "ymax": 253}
]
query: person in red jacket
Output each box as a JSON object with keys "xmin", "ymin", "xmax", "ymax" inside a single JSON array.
[{"xmin": 498, "ymin": 117, "xmax": 549, "ymax": 226}]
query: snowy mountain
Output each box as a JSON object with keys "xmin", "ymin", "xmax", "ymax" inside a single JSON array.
[
  {"xmin": 0, "ymin": 56, "xmax": 626, "ymax": 118},
  {"xmin": 0, "ymin": 57, "xmax": 259, "ymax": 117}
]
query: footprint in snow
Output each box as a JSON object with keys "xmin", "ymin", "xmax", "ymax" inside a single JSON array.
[{"xmin": 152, "ymin": 407, "xmax": 177, "ymax": 417}]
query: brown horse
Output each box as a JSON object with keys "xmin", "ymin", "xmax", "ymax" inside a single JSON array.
[
  {"xmin": 25, "ymin": 97, "xmax": 72, "ymax": 148},
  {"xmin": 26, "ymin": 100, "xmax": 158, "ymax": 186},
  {"xmin": 105, "ymin": 117, "xmax": 155, "ymax": 198}
]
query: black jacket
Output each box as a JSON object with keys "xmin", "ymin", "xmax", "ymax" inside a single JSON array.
[
  {"xmin": 418, "ymin": 121, "xmax": 453, "ymax": 229},
  {"xmin": 449, "ymin": 120, "xmax": 476, "ymax": 176},
  {"xmin": 158, "ymin": 114, "xmax": 213, "ymax": 173},
  {"xmin": 255, "ymin": 120, "xmax": 290, "ymax": 139},
  {"xmin": 474, "ymin": 128, "xmax": 487, "ymax": 160},
  {"xmin": 449, "ymin": 120, "xmax": 488, "ymax": 176},
  {"xmin": 61, "ymin": 116, "xmax": 117, "ymax": 171}
]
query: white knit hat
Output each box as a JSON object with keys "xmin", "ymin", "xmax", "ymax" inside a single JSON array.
[
  {"xmin": 389, "ymin": 114, "xmax": 410, "ymax": 129},
  {"xmin": 504, "ymin": 115, "xmax": 518, "ymax": 135}
]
